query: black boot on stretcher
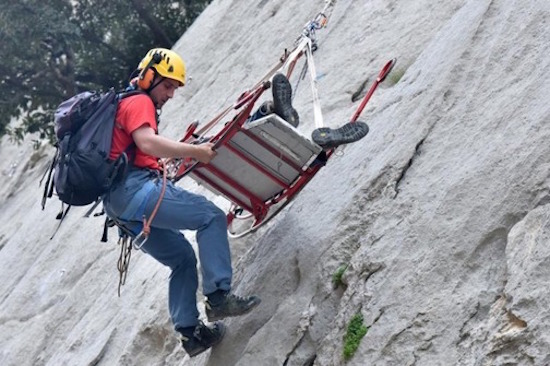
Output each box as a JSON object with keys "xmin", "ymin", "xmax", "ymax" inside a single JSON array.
[
  {"xmin": 311, "ymin": 121, "xmax": 369, "ymax": 149},
  {"xmin": 272, "ymin": 73, "xmax": 300, "ymax": 127}
]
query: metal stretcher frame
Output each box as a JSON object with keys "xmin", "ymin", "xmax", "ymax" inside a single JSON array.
[
  {"xmin": 167, "ymin": 81, "xmax": 328, "ymax": 238},
  {"xmin": 190, "ymin": 113, "xmax": 324, "ymax": 238},
  {"xmin": 166, "ymin": 2, "xmax": 396, "ymax": 237}
]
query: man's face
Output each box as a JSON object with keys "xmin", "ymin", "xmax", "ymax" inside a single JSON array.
[{"xmin": 149, "ymin": 77, "xmax": 180, "ymax": 108}]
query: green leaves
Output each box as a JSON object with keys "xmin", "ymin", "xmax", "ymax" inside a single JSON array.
[
  {"xmin": 332, "ymin": 264, "xmax": 349, "ymax": 288},
  {"xmin": 343, "ymin": 313, "xmax": 369, "ymax": 360},
  {"xmin": 0, "ymin": 0, "xmax": 212, "ymax": 144}
]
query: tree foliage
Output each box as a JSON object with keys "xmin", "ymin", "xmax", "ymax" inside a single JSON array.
[{"xmin": 0, "ymin": 0, "xmax": 211, "ymax": 144}]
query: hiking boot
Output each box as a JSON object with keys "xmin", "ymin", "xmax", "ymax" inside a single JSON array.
[
  {"xmin": 311, "ymin": 121, "xmax": 369, "ymax": 149},
  {"xmin": 205, "ymin": 292, "xmax": 261, "ymax": 322},
  {"xmin": 179, "ymin": 321, "xmax": 226, "ymax": 357},
  {"xmin": 272, "ymin": 73, "xmax": 300, "ymax": 127}
]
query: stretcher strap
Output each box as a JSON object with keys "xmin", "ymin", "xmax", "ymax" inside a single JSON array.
[
  {"xmin": 281, "ymin": 37, "xmax": 324, "ymax": 129},
  {"xmin": 304, "ymin": 39, "xmax": 324, "ymax": 129}
]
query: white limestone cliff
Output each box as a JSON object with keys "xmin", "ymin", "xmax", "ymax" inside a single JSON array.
[{"xmin": 1, "ymin": 0, "xmax": 549, "ymax": 365}]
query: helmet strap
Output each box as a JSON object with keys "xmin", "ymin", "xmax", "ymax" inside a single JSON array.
[{"xmin": 147, "ymin": 76, "xmax": 165, "ymax": 93}]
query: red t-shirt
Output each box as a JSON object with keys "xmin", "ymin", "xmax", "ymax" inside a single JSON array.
[{"xmin": 110, "ymin": 94, "xmax": 160, "ymax": 170}]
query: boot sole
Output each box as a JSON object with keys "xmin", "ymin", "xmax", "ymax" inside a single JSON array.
[
  {"xmin": 272, "ymin": 74, "xmax": 299, "ymax": 127},
  {"xmin": 186, "ymin": 322, "xmax": 226, "ymax": 357},
  {"xmin": 311, "ymin": 122, "xmax": 369, "ymax": 149}
]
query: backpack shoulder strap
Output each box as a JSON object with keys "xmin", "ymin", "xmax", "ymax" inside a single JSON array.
[{"xmin": 117, "ymin": 89, "xmax": 148, "ymax": 101}]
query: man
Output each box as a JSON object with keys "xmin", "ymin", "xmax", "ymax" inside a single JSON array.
[{"xmin": 102, "ymin": 48, "xmax": 261, "ymax": 357}]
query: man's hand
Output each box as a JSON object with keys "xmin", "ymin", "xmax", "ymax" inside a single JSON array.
[
  {"xmin": 133, "ymin": 126, "xmax": 218, "ymax": 162},
  {"xmin": 192, "ymin": 142, "xmax": 217, "ymax": 164}
]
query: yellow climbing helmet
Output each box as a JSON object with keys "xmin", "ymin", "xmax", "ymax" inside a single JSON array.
[{"xmin": 138, "ymin": 48, "xmax": 186, "ymax": 86}]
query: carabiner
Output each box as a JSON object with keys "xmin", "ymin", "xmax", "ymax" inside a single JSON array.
[{"xmin": 133, "ymin": 231, "xmax": 148, "ymax": 250}]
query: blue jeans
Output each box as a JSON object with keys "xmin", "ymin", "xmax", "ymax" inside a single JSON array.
[{"xmin": 103, "ymin": 169, "xmax": 232, "ymax": 329}]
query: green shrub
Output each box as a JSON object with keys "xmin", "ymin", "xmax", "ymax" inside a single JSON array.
[
  {"xmin": 332, "ymin": 264, "xmax": 348, "ymax": 288},
  {"xmin": 343, "ymin": 313, "xmax": 369, "ymax": 360}
]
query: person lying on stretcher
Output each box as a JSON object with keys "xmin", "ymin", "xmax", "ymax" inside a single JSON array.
[{"xmin": 247, "ymin": 73, "xmax": 369, "ymax": 150}]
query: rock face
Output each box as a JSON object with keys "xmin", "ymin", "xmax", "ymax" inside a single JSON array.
[{"xmin": 1, "ymin": 0, "xmax": 550, "ymax": 365}]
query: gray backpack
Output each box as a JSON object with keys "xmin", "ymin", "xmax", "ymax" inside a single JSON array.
[{"xmin": 42, "ymin": 89, "xmax": 142, "ymax": 208}]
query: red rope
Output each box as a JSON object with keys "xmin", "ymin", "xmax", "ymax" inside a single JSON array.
[{"xmin": 141, "ymin": 160, "xmax": 167, "ymax": 238}]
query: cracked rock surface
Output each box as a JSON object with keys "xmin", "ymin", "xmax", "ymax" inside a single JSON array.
[{"xmin": 1, "ymin": 0, "xmax": 550, "ymax": 365}]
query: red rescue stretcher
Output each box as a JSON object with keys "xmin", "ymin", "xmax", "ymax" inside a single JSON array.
[{"xmin": 164, "ymin": 2, "xmax": 396, "ymax": 237}]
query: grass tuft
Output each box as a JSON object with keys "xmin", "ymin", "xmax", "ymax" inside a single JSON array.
[
  {"xmin": 332, "ymin": 264, "xmax": 348, "ymax": 288},
  {"xmin": 343, "ymin": 313, "xmax": 369, "ymax": 360}
]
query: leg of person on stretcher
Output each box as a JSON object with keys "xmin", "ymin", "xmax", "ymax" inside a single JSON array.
[{"xmin": 248, "ymin": 73, "xmax": 369, "ymax": 150}]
